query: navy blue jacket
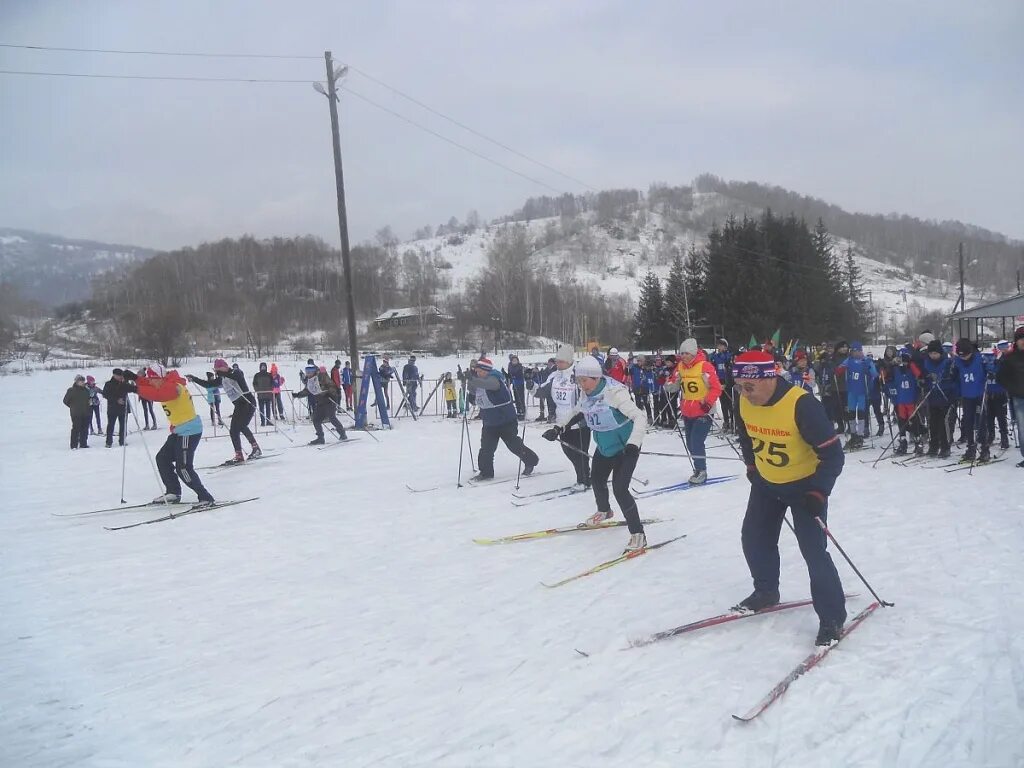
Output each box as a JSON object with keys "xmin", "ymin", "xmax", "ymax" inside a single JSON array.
[
  {"xmin": 469, "ymin": 370, "xmax": 517, "ymax": 426},
  {"xmin": 920, "ymin": 356, "xmax": 958, "ymax": 405},
  {"xmin": 952, "ymin": 353, "xmax": 986, "ymax": 399}
]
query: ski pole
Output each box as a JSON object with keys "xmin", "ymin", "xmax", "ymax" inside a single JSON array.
[
  {"xmin": 457, "ymin": 406, "xmax": 468, "ymax": 487},
  {"xmin": 968, "ymin": 381, "xmax": 990, "ymax": 476},
  {"xmin": 814, "ymin": 515, "xmax": 894, "ymax": 607},
  {"xmin": 871, "ymin": 393, "xmax": 929, "ymax": 468},
  {"xmin": 127, "ymin": 393, "xmax": 167, "ymax": 500},
  {"xmin": 119, "ymin": 396, "xmax": 129, "ymax": 504},
  {"xmin": 514, "ymin": 417, "xmax": 527, "ymax": 490}
]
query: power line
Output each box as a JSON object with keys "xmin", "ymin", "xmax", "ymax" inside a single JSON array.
[
  {"xmin": 0, "ymin": 69, "xmax": 315, "ymax": 83},
  {"xmin": 344, "ymin": 63, "xmax": 596, "ymax": 191},
  {"xmin": 341, "ymin": 85, "xmax": 565, "ymax": 195},
  {"xmin": 0, "ymin": 42, "xmax": 318, "ymax": 59}
]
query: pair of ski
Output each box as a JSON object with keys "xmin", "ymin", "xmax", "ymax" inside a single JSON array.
[
  {"xmin": 631, "ymin": 475, "xmax": 737, "ymax": 498},
  {"xmin": 202, "ymin": 451, "xmax": 281, "ymax": 472},
  {"xmin": 624, "ymin": 594, "xmax": 877, "ymax": 722},
  {"xmin": 406, "ymin": 469, "xmax": 566, "ymax": 494},
  {"xmin": 104, "ymin": 497, "xmax": 259, "ymax": 530}
]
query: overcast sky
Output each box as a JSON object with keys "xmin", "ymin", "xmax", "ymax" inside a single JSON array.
[{"xmin": 2, "ymin": 0, "xmax": 1022, "ymax": 250}]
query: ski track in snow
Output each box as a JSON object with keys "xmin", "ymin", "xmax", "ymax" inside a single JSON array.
[{"xmin": 3, "ymin": 363, "xmax": 1024, "ymax": 767}]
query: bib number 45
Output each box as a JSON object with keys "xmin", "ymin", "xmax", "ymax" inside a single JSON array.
[{"xmin": 751, "ymin": 438, "xmax": 790, "ymax": 467}]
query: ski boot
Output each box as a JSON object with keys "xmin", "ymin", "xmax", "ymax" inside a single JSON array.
[
  {"xmin": 978, "ymin": 445, "xmax": 991, "ymax": 463},
  {"xmin": 688, "ymin": 469, "xmax": 708, "ymax": 485},
  {"xmin": 623, "ymin": 532, "xmax": 647, "ymax": 553},
  {"xmin": 248, "ymin": 444, "xmax": 262, "ymax": 459},
  {"xmin": 469, "ymin": 472, "xmax": 494, "ymax": 482},
  {"xmin": 225, "ymin": 450, "xmax": 245, "ymax": 464},
  {"xmin": 579, "ymin": 509, "xmax": 614, "ymax": 528},
  {"xmin": 815, "ymin": 619, "xmax": 844, "ymax": 647},
  {"xmin": 961, "ymin": 445, "xmax": 977, "ymax": 462},
  {"xmin": 308, "ymin": 437, "xmax": 325, "ymax": 445},
  {"xmin": 522, "ymin": 462, "xmax": 536, "ymax": 476},
  {"xmin": 1000, "ymin": 434, "xmax": 1010, "ymax": 450},
  {"xmin": 893, "ymin": 439, "xmax": 908, "ymax": 456},
  {"xmin": 938, "ymin": 447, "xmax": 951, "ymax": 459},
  {"xmin": 570, "ymin": 482, "xmax": 590, "ymax": 493},
  {"xmin": 190, "ymin": 499, "xmax": 217, "ymax": 511},
  {"xmin": 914, "ymin": 441, "xmax": 925, "ymax": 456},
  {"xmin": 926, "ymin": 445, "xmax": 938, "ymax": 458},
  {"xmin": 152, "ymin": 493, "xmax": 180, "ymax": 504},
  {"xmin": 876, "ymin": 421, "xmax": 885, "ymax": 437},
  {"xmin": 733, "ymin": 589, "xmax": 781, "ymax": 614}
]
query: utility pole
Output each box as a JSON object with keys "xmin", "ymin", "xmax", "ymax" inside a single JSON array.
[
  {"xmin": 318, "ymin": 51, "xmax": 360, "ymax": 408},
  {"xmin": 957, "ymin": 242, "xmax": 965, "ymax": 313}
]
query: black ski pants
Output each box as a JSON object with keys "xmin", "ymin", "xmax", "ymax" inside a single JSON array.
[
  {"xmin": 141, "ymin": 398, "xmax": 157, "ymax": 428},
  {"xmin": 960, "ymin": 396, "xmax": 987, "ymax": 449},
  {"xmin": 258, "ymin": 397, "xmax": 274, "ymax": 426},
  {"xmin": 313, "ymin": 399, "xmax": 346, "ymax": 440},
  {"xmin": 590, "ymin": 448, "xmax": 643, "ymax": 534},
  {"xmin": 985, "ymin": 393, "xmax": 1008, "ymax": 443},
  {"xmin": 741, "ymin": 480, "xmax": 846, "ymax": 625},
  {"xmin": 477, "ymin": 420, "xmax": 538, "ymax": 478},
  {"xmin": 635, "ymin": 390, "xmax": 652, "ymax": 421},
  {"xmin": 156, "ymin": 432, "xmax": 214, "ymax": 502},
  {"xmin": 720, "ymin": 389, "xmax": 735, "ymax": 430},
  {"xmin": 928, "ymin": 404, "xmax": 951, "ymax": 452},
  {"xmin": 70, "ymin": 413, "xmax": 90, "ymax": 448},
  {"xmin": 229, "ymin": 399, "xmax": 257, "ymax": 452},
  {"xmin": 560, "ymin": 426, "xmax": 591, "ymax": 486},
  {"xmin": 105, "ymin": 404, "xmax": 126, "ymax": 446},
  {"xmin": 90, "ymin": 404, "xmax": 102, "ymax": 432},
  {"xmin": 512, "ymin": 382, "xmax": 526, "ymax": 417}
]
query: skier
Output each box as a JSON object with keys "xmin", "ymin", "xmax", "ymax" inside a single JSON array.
[
  {"xmin": 708, "ymin": 339, "xmax": 735, "ymax": 432},
  {"xmin": 995, "ymin": 327, "xmax": 1024, "ymax": 467},
  {"xmin": 253, "ymin": 362, "xmax": 275, "ymax": 427},
  {"xmin": 674, "ymin": 338, "xmax": 722, "ymax": 484},
  {"xmin": 837, "ymin": 342, "xmax": 876, "ymax": 449},
  {"xmin": 131, "ymin": 364, "xmax": 215, "ymax": 509},
  {"xmin": 881, "ymin": 348, "xmax": 922, "ymax": 455},
  {"xmin": 63, "ymin": 374, "xmax": 92, "ymax": 449},
  {"xmin": 102, "ymin": 368, "xmax": 133, "ymax": 447},
  {"xmin": 920, "ymin": 339, "xmax": 958, "ymax": 458},
  {"xmin": 786, "ymin": 350, "xmax": 816, "ymax": 395},
  {"xmin": 466, "ymin": 356, "xmax": 538, "ymax": 481},
  {"xmin": 867, "ymin": 352, "xmax": 887, "ymax": 436},
  {"xmin": 293, "ymin": 363, "xmax": 347, "ymax": 444},
  {"xmin": 442, "ymin": 372, "xmax": 458, "ymax": 418},
  {"xmin": 534, "ymin": 357, "xmax": 556, "ymax": 422},
  {"xmin": 652, "ymin": 355, "xmax": 669, "ymax": 427},
  {"xmin": 983, "ymin": 341, "xmax": 1010, "ymax": 450},
  {"xmin": 402, "ymin": 356, "xmax": 420, "ymax": 412},
  {"xmin": 546, "ymin": 355, "xmax": 648, "ymax": 552},
  {"xmin": 603, "ymin": 347, "xmax": 629, "ymax": 385},
  {"xmin": 203, "ymin": 371, "xmax": 225, "ymax": 426},
  {"xmin": 186, "ymin": 359, "xmax": 262, "ymax": 464},
  {"xmin": 341, "ymin": 361, "xmax": 353, "ymax": 410},
  {"xmin": 540, "ymin": 344, "xmax": 591, "ymax": 491},
  {"xmin": 378, "ymin": 356, "xmax": 395, "ymax": 411},
  {"xmin": 731, "ymin": 349, "xmax": 847, "ymax": 646},
  {"xmin": 507, "ymin": 354, "xmax": 526, "ymax": 419},
  {"xmin": 952, "ymin": 338, "xmax": 990, "ymax": 462},
  {"xmin": 85, "ymin": 375, "xmax": 102, "ymax": 434}
]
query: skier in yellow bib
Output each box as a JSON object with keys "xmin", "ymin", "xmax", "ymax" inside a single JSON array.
[{"xmin": 731, "ymin": 350, "xmax": 846, "ymax": 646}]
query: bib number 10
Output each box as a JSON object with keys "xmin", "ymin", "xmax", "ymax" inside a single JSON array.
[{"xmin": 751, "ymin": 438, "xmax": 790, "ymax": 467}]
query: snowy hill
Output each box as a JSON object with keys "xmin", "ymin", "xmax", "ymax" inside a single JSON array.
[{"xmin": 0, "ymin": 228, "xmax": 155, "ymax": 306}]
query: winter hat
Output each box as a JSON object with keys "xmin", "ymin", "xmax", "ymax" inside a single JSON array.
[
  {"xmin": 996, "ymin": 339, "xmax": 1010, "ymax": 350},
  {"xmin": 732, "ymin": 350, "xmax": 778, "ymax": 379},
  {"xmin": 899, "ymin": 347, "xmax": 913, "ymax": 361},
  {"xmin": 794, "ymin": 349, "xmax": 807, "ymax": 361},
  {"xmin": 306, "ymin": 358, "xmax": 315, "ymax": 365},
  {"xmin": 145, "ymin": 362, "xmax": 166, "ymax": 378},
  {"xmin": 717, "ymin": 338, "xmax": 729, "ymax": 348},
  {"xmin": 849, "ymin": 341, "xmax": 863, "ymax": 352},
  {"xmin": 926, "ymin": 340, "xmax": 944, "ymax": 355},
  {"xmin": 476, "ymin": 357, "xmax": 494, "ymax": 372},
  {"xmin": 74, "ymin": 374, "xmax": 85, "ymax": 382},
  {"xmin": 112, "ymin": 368, "xmax": 123, "ymax": 376},
  {"xmin": 955, "ymin": 338, "xmax": 975, "ymax": 356},
  {"xmin": 213, "ymin": 358, "xmax": 229, "ymax": 371},
  {"xmin": 555, "ymin": 345, "xmax": 574, "ymax": 363},
  {"xmin": 304, "ymin": 365, "xmax": 318, "ymax": 375},
  {"xmin": 86, "ymin": 375, "xmax": 95, "ymax": 384},
  {"xmin": 259, "ymin": 362, "xmax": 268, "ymax": 371},
  {"xmin": 1015, "ymin": 326, "xmax": 1024, "ymax": 341},
  {"xmin": 609, "ymin": 347, "xmax": 619, "ymax": 356},
  {"xmin": 942, "ymin": 341, "xmax": 953, "ymax": 350},
  {"xmin": 574, "ymin": 356, "xmax": 604, "ymax": 379},
  {"xmin": 678, "ymin": 338, "xmax": 699, "ymax": 356},
  {"xmin": 918, "ymin": 331, "xmax": 935, "ymax": 345}
]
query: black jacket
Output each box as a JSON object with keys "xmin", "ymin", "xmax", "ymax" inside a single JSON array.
[
  {"xmin": 63, "ymin": 384, "xmax": 92, "ymax": 418},
  {"xmin": 996, "ymin": 348, "xmax": 1024, "ymax": 397},
  {"xmin": 102, "ymin": 377, "xmax": 134, "ymax": 409},
  {"xmin": 252, "ymin": 370, "xmax": 274, "ymax": 400}
]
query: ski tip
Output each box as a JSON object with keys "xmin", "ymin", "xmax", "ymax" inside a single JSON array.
[{"xmin": 731, "ymin": 714, "xmax": 754, "ymax": 723}]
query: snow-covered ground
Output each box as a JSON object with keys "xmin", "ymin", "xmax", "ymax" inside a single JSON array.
[{"xmin": 5, "ymin": 363, "xmax": 1024, "ymax": 767}]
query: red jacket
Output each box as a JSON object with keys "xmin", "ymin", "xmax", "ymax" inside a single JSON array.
[
  {"xmin": 674, "ymin": 351, "xmax": 722, "ymax": 419},
  {"xmin": 605, "ymin": 357, "xmax": 628, "ymax": 385}
]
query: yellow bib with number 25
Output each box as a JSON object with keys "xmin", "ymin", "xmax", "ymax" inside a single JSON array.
[{"xmin": 739, "ymin": 386, "xmax": 818, "ymax": 484}]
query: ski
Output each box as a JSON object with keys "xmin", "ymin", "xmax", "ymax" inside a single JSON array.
[
  {"xmin": 625, "ymin": 593, "xmax": 860, "ymax": 649},
  {"xmin": 944, "ymin": 457, "xmax": 1007, "ymax": 472},
  {"xmin": 104, "ymin": 497, "xmax": 260, "ymax": 531},
  {"xmin": 316, "ymin": 437, "xmax": 362, "ymax": 451},
  {"xmin": 510, "ymin": 487, "xmax": 589, "ymax": 506},
  {"xmin": 512, "ymin": 483, "xmax": 582, "ymax": 499},
  {"xmin": 405, "ymin": 484, "xmax": 439, "ymax": 493},
  {"xmin": 474, "ymin": 518, "xmax": 669, "ymax": 545},
  {"xmin": 202, "ymin": 452, "xmax": 281, "ymax": 471},
  {"xmin": 631, "ymin": 475, "xmax": 737, "ymax": 498},
  {"xmin": 731, "ymin": 601, "xmax": 881, "ymax": 722},
  {"xmin": 541, "ymin": 534, "xmax": 687, "ymax": 588},
  {"xmin": 467, "ymin": 470, "xmax": 565, "ymax": 487},
  {"xmin": 53, "ymin": 500, "xmax": 188, "ymax": 518}
]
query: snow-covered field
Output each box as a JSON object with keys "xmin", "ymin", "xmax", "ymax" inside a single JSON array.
[{"xmin": 4, "ymin": 363, "xmax": 1024, "ymax": 767}]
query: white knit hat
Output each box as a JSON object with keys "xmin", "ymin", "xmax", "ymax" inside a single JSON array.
[
  {"xmin": 574, "ymin": 356, "xmax": 603, "ymax": 379},
  {"xmin": 918, "ymin": 332, "xmax": 935, "ymax": 345},
  {"xmin": 555, "ymin": 344, "xmax": 574, "ymax": 363},
  {"xmin": 609, "ymin": 347, "xmax": 619, "ymax": 356},
  {"xmin": 678, "ymin": 338, "xmax": 699, "ymax": 356}
]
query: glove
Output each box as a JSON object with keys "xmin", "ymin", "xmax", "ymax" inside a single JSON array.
[
  {"xmin": 986, "ymin": 371, "xmax": 996, "ymax": 381},
  {"xmin": 699, "ymin": 401, "xmax": 713, "ymax": 414},
  {"xmin": 542, "ymin": 426, "xmax": 563, "ymax": 442},
  {"xmin": 623, "ymin": 443, "xmax": 641, "ymax": 460},
  {"xmin": 745, "ymin": 464, "xmax": 758, "ymax": 484},
  {"xmin": 803, "ymin": 491, "xmax": 827, "ymax": 518}
]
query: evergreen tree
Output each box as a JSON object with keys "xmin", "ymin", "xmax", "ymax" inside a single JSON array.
[
  {"xmin": 663, "ymin": 252, "xmax": 688, "ymax": 348},
  {"xmin": 842, "ymin": 245, "xmax": 868, "ymax": 337},
  {"xmin": 633, "ymin": 270, "xmax": 665, "ymax": 349}
]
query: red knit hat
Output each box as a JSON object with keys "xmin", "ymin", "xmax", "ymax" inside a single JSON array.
[
  {"xmin": 477, "ymin": 357, "xmax": 494, "ymax": 372},
  {"xmin": 733, "ymin": 350, "xmax": 777, "ymax": 379}
]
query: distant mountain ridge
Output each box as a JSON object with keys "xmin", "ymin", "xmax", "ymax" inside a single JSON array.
[{"xmin": 0, "ymin": 228, "xmax": 156, "ymax": 306}]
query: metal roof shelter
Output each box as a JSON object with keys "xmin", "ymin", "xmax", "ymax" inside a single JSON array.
[{"xmin": 948, "ymin": 293, "xmax": 1024, "ymax": 343}]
